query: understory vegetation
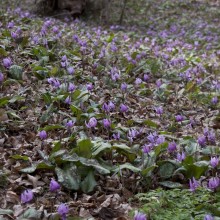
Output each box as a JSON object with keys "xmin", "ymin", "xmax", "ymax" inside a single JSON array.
[{"xmin": 0, "ymin": 0, "xmax": 220, "ymax": 219}]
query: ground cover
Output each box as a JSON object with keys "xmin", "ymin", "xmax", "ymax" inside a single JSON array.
[{"xmin": 0, "ymin": 0, "xmax": 219, "ymax": 219}]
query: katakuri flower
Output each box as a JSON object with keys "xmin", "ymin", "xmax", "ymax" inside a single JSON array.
[
  {"xmin": 208, "ymin": 177, "xmax": 219, "ymax": 190},
  {"xmin": 167, "ymin": 141, "xmax": 177, "ymax": 153},
  {"xmin": 204, "ymin": 214, "xmax": 214, "ymax": 220},
  {"xmin": 65, "ymin": 96, "xmax": 71, "ymax": 105},
  {"xmin": 0, "ymin": 72, "xmax": 4, "ymax": 83},
  {"xmin": 189, "ymin": 177, "xmax": 199, "ymax": 192},
  {"xmin": 120, "ymin": 104, "xmax": 128, "ymax": 113},
  {"xmin": 198, "ymin": 135, "xmax": 206, "ymax": 147},
  {"xmin": 39, "ymin": 130, "xmax": 47, "ymax": 140},
  {"xmin": 103, "ymin": 119, "xmax": 111, "ymax": 129},
  {"xmin": 175, "ymin": 115, "xmax": 184, "ymax": 122},
  {"xmin": 3, "ymin": 57, "xmax": 12, "ymax": 68},
  {"xmin": 177, "ymin": 152, "xmax": 186, "ymax": 162},
  {"xmin": 134, "ymin": 211, "xmax": 147, "ymax": 220},
  {"xmin": 50, "ymin": 179, "xmax": 60, "ymax": 192},
  {"xmin": 21, "ymin": 189, "xmax": 34, "ymax": 203},
  {"xmin": 210, "ymin": 157, "xmax": 219, "ymax": 168},
  {"xmin": 58, "ymin": 203, "xmax": 69, "ymax": 220},
  {"xmin": 85, "ymin": 117, "xmax": 97, "ymax": 128}
]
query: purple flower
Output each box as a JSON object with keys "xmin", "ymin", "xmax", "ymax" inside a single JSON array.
[
  {"xmin": 204, "ymin": 214, "xmax": 214, "ymax": 220},
  {"xmin": 0, "ymin": 72, "xmax": 4, "ymax": 83},
  {"xmin": 168, "ymin": 141, "xmax": 177, "ymax": 152},
  {"xmin": 21, "ymin": 189, "xmax": 34, "ymax": 203},
  {"xmin": 143, "ymin": 74, "xmax": 150, "ymax": 82},
  {"xmin": 58, "ymin": 203, "xmax": 69, "ymax": 220},
  {"xmin": 86, "ymin": 83, "xmax": 93, "ymax": 91},
  {"xmin": 103, "ymin": 119, "xmax": 111, "ymax": 129},
  {"xmin": 147, "ymin": 132, "xmax": 157, "ymax": 143},
  {"xmin": 175, "ymin": 115, "xmax": 184, "ymax": 122},
  {"xmin": 211, "ymin": 97, "xmax": 218, "ymax": 105},
  {"xmin": 142, "ymin": 144, "xmax": 152, "ymax": 154},
  {"xmin": 177, "ymin": 152, "xmax": 186, "ymax": 162},
  {"xmin": 120, "ymin": 104, "xmax": 128, "ymax": 113},
  {"xmin": 52, "ymin": 26, "xmax": 59, "ymax": 33},
  {"xmin": 39, "ymin": 130, "xmax": 47, "ymax": 140},
  {"xmin": 66, "ymin": 120, "xmax": 74, "ymax": 128},
  {"xmin": 61, "ymin": 55, "xmax": 67, "ymax": 62},
  {"xmin": 189, "ymin": 177, "xmax": 199, "ymax": 192},
  {"xmin": 7, "ymin": 21, "xmax": 14, "ymax": 29},
  {"xmin": 65, "ymin": 96, "xmax": 71, "ymax": 105},
  {"xmin": 121, "ymin": 82, "xmax": 127, "ymax": 92},
  {"xmin": 210, "ymin": 157, "xmax": 219, "ymax": 168},
  {"xmin": 207, "ymin": 130, "xmax": 216, "ymax": 144},
  {"xmin": 155, "ymin": 106, "xmax": 163, "ymax": 115},
  {"xmin": 85, "ymin": 117, "xmax": 97, "ymax": 128},
  {"xmin": 156, "ymin": 135, "xmax": 165, "ymax": 145},
  {"xmin": 68, "ymin": 83, "xmax": 75, "ymax": 92},
  {"xmin": 135, "ymin": 78, "xmax": 142, "ymax": 85},
  {"xmin": 112, "ymin": 132, "xmax": 120, "ymax": 140},
  {"xmin": 3, "ymin": 57, "xmax": 12, "ymax": 68},
  {"xmin": 50, "ymin": 179, "xmax": 60, "ymax": 192},
  {"xmin": 208, "ymin": 177, "xmax": 219, "ymax": 190},
  {"xmin": 198, "ymin": 135, "xmax": 206, "ymax": 147},
  {"xmin": 134, "ymin": 211, "xmax": 147, "ymax": 220},
  {"xmin": 67, "ymin": 66, "xmax": 74, "ymax": 75},
  {"xmin": 156, "ymin": 79, "xmax": 162, "ymax": 88}
]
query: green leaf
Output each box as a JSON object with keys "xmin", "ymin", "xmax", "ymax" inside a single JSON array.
[
  {"xmin": 158, "ymin": 162, "xmax": 176, "ymax": 179},
  {"xmin": 81, "ymin": 170, "xmax": 97, "ymax": 193},
  {"xmin": 9, "ymin": 65, "xmax": 23, "ymax": 80},
  {"xmin": 74, "ymin": 139, "xmax": 93, "ymax": 158},
  {"xmin": 42, "ymin": 93, "xmax": 52, "ymax": 105},
  {"xmin": 113, "ymin": 163, "xmax": 141, "ymax": 173},
  {"xmin": 159, "ymin": 181, "xmax": 183, "ymax": 189},
  {"xmin": 79, "ymin": 157, "xmax": 110, "ymax": 174},
  {"xmin": 20, "ymin": 165, "xmax": 37, "ymax": 173},
  {"xmin": 0, "ymin": 97, "xmax": 9, "ymax": 107},
  {"xmin": 92, "ymin": 141, "xmax": 112, "ymax": 156},
  {"xmin": 56, "ymin": 165, "xmax": 81, "ymax": 190},
  {"xmin": 22, "ymin": 208, "xmax": 41, "ymax": 219},
  {"xmin": 9, "ymin": 95, "xmax": 25, "ymax": 103},
  {"xmin": 43, "ymin": 124, "xmax": 64, "ymax": 131},
  {"xmin": 11, "ymin": 155, "xmax": 29, "ymax": 161},
  {"xmin": 0, "ymin": 48, "xmax": 7, "ymax": 56},
  {"xmin": 143, "ymin": 119, "xmax": 159, "ymax": 128},
  {"xmin": 0, "ymin": 209, "xmax": 13, "ymax": 215}
]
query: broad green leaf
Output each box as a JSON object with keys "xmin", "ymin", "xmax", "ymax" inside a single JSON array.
[
  {"xmin": 113, "ymin": 163, "xmax": 141, "ymax": 173},
  {"xmin": 22, "ymin": 208, "xmax": 41, "ymax": 219},
  {"xmin": 92, "ymin": 141, "xmax": 111, "ymax": 156},
  {"xmin": 20, "ymin": 165, "xmax": 37, "ymax": 173},
  {"xmin": 158, "ymin": 162, "xmax": 176, "ymax": 179},
  {"xmin": 0, "ymin": 97, "xmax": 9, "ymax": 107},
  {"xmin": 159, "ymin": 181, "xmax": 183, "ymax": 189},
  {"xmin": 43, "ymin": 124, "xmax": 64, "ymax": 131},
  {"xmin": 74, "ymin": 139, "xmax": 93, "ymax": 158},
  {"xmin": 79, "ymin": 157, "xmax": 110, "ymax": 174},
  {"xmin": 143, "ymin": 119, "xmax": 159, "ymax": 128},
  {"xmin": 56, "ymin": 165, "xmax": 81, "ymax": 190},
  {"xmin": 9, "ymin": 65, "xmax": 23, "ymax": 80},
  {"xmin": 9, "ymin": 95, "xmax": 25, "ymax": 103},
  {"xmin": 81, "ymin": 170, "xmax": 97, "ymax": 193},
  {"xmin": 11, "ymin": 155, "xmax": 29, "ymax": 161},
  {"xmin": 0, "ymin": 209, "xmax": 13, "ymax": 215}
]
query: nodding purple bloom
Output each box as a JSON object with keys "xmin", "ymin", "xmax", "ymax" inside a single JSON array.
[
  {"xmin": 135, "ymin": 78, "xmax": 142, "ymax": 85},
  {"xmin": 155, "ymin": 106, "xmax": 163, "ymax": 115},
  {"xmin": 32, "ymin": 36, "xmax": 39, "ymax": 44},
  {"xmin": 61, "ymin": 55, "xmax": 67, "ymax": 62},
  {"xmin": 21, "ymin": 189, "xmax": 34, "ymax": 203},
  {"xmin": 58, "ymin": 203, "xmax": 69, "ymax": 220},
  {"xmin": 3, "ymin": 57, "xmax": 12, "ymax": 68},
  {"xmin": 143, "ymin": 74, "xmax": 150, "ymax": 82},
  {"xmin": 147, "ymin": 132, "xmax": 157, "ymax": 143},
  {"xmin": 7, "ymin": 21, "xmax": 14, "ymax": 29},
  {"xmin": 204, "ymin": 214, "xmax": 214, "ymax": 220},
  {"xmin": 156, "ymin": 135, "xmax": 165, "ymax": 145},
  {"xmin": 134, "ymin": 211, "xmax": 147, "ymax": 220},
  {"xmin": 142, "ymin": 144, "xmax": 152, "ymax": 154},
  {"xmin": 102, "ymin": 101, "xmax": 115, "ymax": 113},
  {"xmin": 52, "ymin": 26, "xmax": 59, "ymax": 33},
  {"xmin": 120, "ymin": 104, "xmax": 128, "ymax": 113},
  {"xmin": 50, "ymin": 179, "xmax": 60, "ymax": 192},
  {"xmin": 208, "ymin": 177, "xmax": 220, "ymax": 190},
  {"xmin": 68, "ymin": 83, "xmax": 75, "ymax": 92},
  {"xmin": 121, "ymin": 82, "xmax": 127, "ymax": 92},
  {"xmin": 210, "ymin": 157, "xmax": 219, "ymax": 168},
  {"xmin": 128, "ymin": 128, "xmax": 139, "ymax": 142},
  {"xmin": 11, "ymin": 31, "xmax": 18, "ymax": 39},
  {"xmin": 197, "ymin": 135, "xmax": 206, "ymax": 147},
  {"xmin": 85, "ymin": 117, "xmax": 97, "ymax": 128},
  {"xmin": 112, "ymin": 132, "xmax": 120, "ymax": 140},
  {"xmin": 66, "ymin": 120, "xmax": 74, "ymax": 129},
  {"xmin": 189, "ymin": 177, "xmax": 199, "ymax": 192},
  {"xmin": 211, "ymin": 97, "xmax": 218, "ymax": 105},
  {"xmin": 177, "ymin": 152, "xmax": 186, "ymax": 162},
  {"xmin": 103, "ymin": 119, "xmax": 111, "ymax": 129},
  {"xmin": 175, "ymin": 115, "xmax": 184, "ymax": 122},
  {"xmin": 168, "ymin": 141, "xmax": 177, "ymax": 152},
  {"xmin": 86, "ymin": 83, "xmax": 93, "ymax": 91},
  {"xmin": 39, "ymin": 130, "xmax": 47, "ymax": 140},
  {"xmin": 67, "ymin": 66, "xmax": 74, "ymax": 75},
  {"xmin": 65, "ymin": 96, "xmax": 71, "ymax": 105},
  {"xmin": 0, "ymin": 72, "xmax": 4, "ymax": 83},
  {"xmin": 156, "ymin": 79, "xmax": 162, "ymax": 88},
  {"xmin": 207, "ymin": 130, "xmax": 216, "ymax": 144}
]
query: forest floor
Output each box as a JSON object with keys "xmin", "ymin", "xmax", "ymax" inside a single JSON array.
[{"xmin": 0, "ymin": 0, "xmax": 220, "ymax": 219}]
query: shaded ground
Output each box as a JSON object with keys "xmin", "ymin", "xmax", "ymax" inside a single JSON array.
[{"xmin": 0, "ymin": 0, "xmax": 220, "ymax": 219}]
